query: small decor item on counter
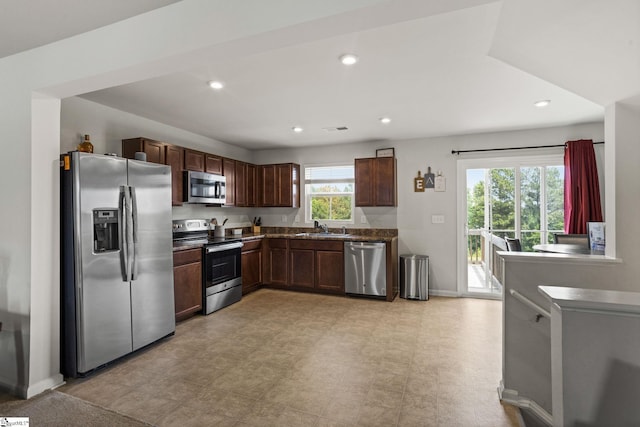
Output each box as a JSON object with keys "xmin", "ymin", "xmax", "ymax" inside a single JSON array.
[
  {"xmin": 213, "ymin": 225, "xmax": 225, "ymax": 238},
  {"xmin": 588, "ymin": 222, "xmax": 605, "ymax": 253},
  {"xmin": 424, "ymin": 167, "xmax": 435, "ymax": 189},
  {"xmin": 77, "ymin": 134, "xmax": 94, "ymax": 153},
  {"xmin": 414, "ymin": 170, "xmax": 425, "ymax": 192},
  {"xmin": 252, "ymin": 217, "xmax": 261, "ymax": 233},
  {"xmin": 134, "ymin": 152, "xmax": 147, "ymax": 161}
]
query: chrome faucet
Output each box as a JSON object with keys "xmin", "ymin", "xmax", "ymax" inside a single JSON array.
[
  {"xmin": 313, "ymin": 220, "xmax": 328, "ymax": 233},
  {"xmin": 341, "ymin": 226, "xmax": 347, "ymax": 235}
]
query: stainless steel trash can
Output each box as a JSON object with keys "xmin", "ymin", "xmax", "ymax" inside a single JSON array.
[{"xmin": 399, "ymin": 254, "xmax": 429, "ymax": 300}]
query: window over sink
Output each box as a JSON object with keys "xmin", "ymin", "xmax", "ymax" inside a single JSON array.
[{"xmin": 304, "ymin": 165, "xmax": 354, "ymax": 223}]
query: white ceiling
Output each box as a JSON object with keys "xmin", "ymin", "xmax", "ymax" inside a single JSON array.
[
  {"xmin": 4, "ymin": 0, "xmax": 632, "ymax": 151},
  {"xmin": 0, "ymin": 0, "xmax": 181, "ymax": 58}
]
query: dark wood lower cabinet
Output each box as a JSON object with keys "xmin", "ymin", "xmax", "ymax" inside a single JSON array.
[
  {"xmin": 316, "ymin": 250, "xmax": 344, "ymax": 292},
  {"xmin": 173, "ymin": 248, "xmax": 202, "ymax": 321},
  {"xmin": 289, "ymin": 248, "xmax": 315, "ymax": 289},
  {"xmin": 241, "ymin": 240, "xmax": 262, "ymax": 295},
  {"xmin": 287, "ymin": 240, "xmax": 344, "ymax": 294},
  {"xmin": 265, "ymin": 238, "xmax": 289, "ymax": 286}
]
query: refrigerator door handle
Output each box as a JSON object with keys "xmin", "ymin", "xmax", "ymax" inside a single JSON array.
[
  {"xmin": 119, "ymin": 186, "xmax": 129, "ymax": 281},
  {"xmin": 130, "ymin": 186, "xmax": 138, "ymax": 281}
]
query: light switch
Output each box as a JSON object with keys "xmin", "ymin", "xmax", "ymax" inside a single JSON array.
[
  {"xmin": 432, "ymin": 215, "xmax": 445, "ymax": 224},
  {"xmin": 294, "ymin": 215, "xmax": 300, "ymax": 223},
  {"xmin": 281, "ymin": 215, "xmax": 287, "ymax": 223},
  {"xmin": 360, "ymin": 215, "xmax": 367, "ymax": 224}
]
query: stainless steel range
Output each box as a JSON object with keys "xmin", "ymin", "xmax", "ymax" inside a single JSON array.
[{"xmin": 172, "ymin": 219, "xmax": 243, "ymax": 314}]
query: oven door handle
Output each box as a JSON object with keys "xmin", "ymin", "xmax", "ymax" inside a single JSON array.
[{"xmin": 205, "ymin": 242, "xmax": 243, "ymax": 253}]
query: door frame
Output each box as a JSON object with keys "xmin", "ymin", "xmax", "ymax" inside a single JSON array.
[{"xmin": 456, "ymin": 154, "xmax": 564, "ymax": 299}]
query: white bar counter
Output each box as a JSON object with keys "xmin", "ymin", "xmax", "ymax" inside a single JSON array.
[{"xmin": 540, "ymin": 285, "xmax": 640, "ymax": 427}]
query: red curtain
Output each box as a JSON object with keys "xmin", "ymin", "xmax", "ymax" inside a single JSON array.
[{"xmin": 564, "ymin": 139, "xmax": 603, "ymax": 233}]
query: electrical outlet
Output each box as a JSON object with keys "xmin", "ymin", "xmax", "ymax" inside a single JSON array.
[
  {"xmin": 281, "ymin": 215, "xmax": 287, "ymax": 223},
  {"xmin": 294, "ymin": 215, "xmax": 300, "ymax": 223},
  {"xmin": 360, "ymin": 215, "xmax": 367, "ymax": 224},
  {"xmin": 432, "ymin": 215, "xmax": 445, "ymax": 224}
]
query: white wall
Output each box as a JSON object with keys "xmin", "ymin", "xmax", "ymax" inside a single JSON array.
[
  {"xmin": 61, "ymin": 97, "xmax": 253, "ymax": 163},
  {"xmin": 61, "ymin": 97, "xmax": 606, "ymax": 296},
  {"xmin": 61, "ymin": 97, "xmax": 256, "ymax": 227},
  {"xmin": 0, "ymin": 0, "xmax": 388, "ymax": 398},
  {"xmin": 254, "ymin": 122, "xmax": 605, "ymax": 294}
]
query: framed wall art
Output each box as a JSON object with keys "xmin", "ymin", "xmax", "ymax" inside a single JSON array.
[{"xmin": 376, "ymin": 148, "xmax": 394, "ymax": 158}]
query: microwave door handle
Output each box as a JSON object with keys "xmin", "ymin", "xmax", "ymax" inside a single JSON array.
[
  {"xmin": 130, "ymin": 186, "xmax": 138, "ymax": 281},
  {"xmin": 119, "ymin": 186, "xmax": 129, "ymax": 281}
]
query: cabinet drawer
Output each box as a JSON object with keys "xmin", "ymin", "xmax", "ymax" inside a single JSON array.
[
  {"xmin": 173, "ymin": 248, "xmax": 202, "ymax": 266},
  {"xmin": 242, "ymin": 239, "xmax": 262, "ymax": 252},
  {"xmin": 268, "ymin": 238, "xmax": 288, "ymax": 249},
  {"xmin": 289, "ymin": 239, "xmax": 343, "ymax": 251}
]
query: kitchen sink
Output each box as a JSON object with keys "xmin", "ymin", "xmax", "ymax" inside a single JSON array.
[{"xmin": 294, "ymin": 232, "xmax": 352, "ymax": 238}]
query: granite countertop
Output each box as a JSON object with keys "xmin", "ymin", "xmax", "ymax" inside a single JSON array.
[
  {"xmin": 173, "ymin": 228, "xmax": 397, "ymax": 251},
  {"xmin": 262, "ymin": 232, "xmax": 395, "ymax": 242}
]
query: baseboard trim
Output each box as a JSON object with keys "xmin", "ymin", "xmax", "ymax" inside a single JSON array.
[
  {"xmin": 498, "ymin": 381, "xmax": 553, "ymax": 426},
  {"xmin": 428, "ymin": 289, "xmax": 459, "ymax": 297},
  {"xmin": 25, "ymin": 374, "xmax": 64, "ymax": 399}
]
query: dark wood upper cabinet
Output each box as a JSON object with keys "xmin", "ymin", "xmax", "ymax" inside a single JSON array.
[
  {"xmin": 355, "ymin": 157, "xmax": 397, "ymax": 207},
  {"xmin": 122, "ymin": 137, "xmax": 165, "ymax": 164},
  {"xmin": 259, "ymin": 165, "xmax": 276, "ymax": 207},
  {"xmin": 259, "ymin": 163, "xmax": 300, "ymax": 207},
  {"xmin": 246, "ymin": 163, "xmax": 257, "ymax": 207},
  {"xmin": 223, "ymin": 158, "xmax": 235, "ymax": 206},
  {"xmin": 235, "ymin": 161, "xmax": 247, "ymax": 207},
  {"xmin": 184, "ymin": 149, "xmax": 204, "ymax": 172},
  {"xmin": 164, "ymin": 145, "xmax": 184, "ymax": 206},
  {"xmin": 205, "ymin": 154, "xmax": 223, "ymax": 175},
  {"xmin": 355, "ymin": 158, "xmax": 374, "ymax": 206},
  {"xmin": 122, "ymin": 137, "xmax": 300, "ymax": 209}
]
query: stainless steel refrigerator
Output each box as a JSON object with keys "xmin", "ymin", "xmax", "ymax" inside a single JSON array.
[{"xmin": 60, "ymin": 152, "xmax": 175, "ymax": 377}]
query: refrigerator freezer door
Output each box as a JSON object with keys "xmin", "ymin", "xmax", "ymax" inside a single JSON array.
[
  {"xmin": 75, "ymin": 153, "xmax": 133, "ymax": 373},
  {"xmin": 127, "ymin": 159, "xmax": 176, "ymax": 351}
]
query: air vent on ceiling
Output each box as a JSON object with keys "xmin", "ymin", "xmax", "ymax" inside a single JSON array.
[{"xmin": 322, "ymin": 126, "xmax": 349, "ymax": 132}]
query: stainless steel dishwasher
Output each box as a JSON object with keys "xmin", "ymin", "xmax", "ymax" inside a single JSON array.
[{"xmin": 344, "ymin": 241, "xmax": 387, "ymax": 297}]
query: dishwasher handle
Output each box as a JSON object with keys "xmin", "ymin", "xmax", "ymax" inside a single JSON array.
[{"xmin": 346, "ymin": 242, "xmax": 386, "ymax": 251}]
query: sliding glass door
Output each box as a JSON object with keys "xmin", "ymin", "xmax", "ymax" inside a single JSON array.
[{"xmin": 457, "ymin": 156, "xmax": 564, "ymax": 298}]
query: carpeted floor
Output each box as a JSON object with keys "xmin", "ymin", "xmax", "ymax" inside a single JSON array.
[{"xmin": 0, "ymin": 389, "xmax": 152, "ymax": 426}]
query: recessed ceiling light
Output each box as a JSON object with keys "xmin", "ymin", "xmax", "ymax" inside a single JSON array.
[
  {"xmin": 339, "ymin": 54, "xmax": 358, "ymax": 66},
  {"xmin": 208, "ymin": 81, "xmax": 224, "ymax": 90},
  {"xmin": 292, "ymin": 126, "xmax": 303, "ymax": 133},
  {"xmin": 379, "ymin": 117, "xmax": 391, "ymax": 124},
  {"xmin": 534, "ymin": 99, "xmax": 551, "ymax": 108}
]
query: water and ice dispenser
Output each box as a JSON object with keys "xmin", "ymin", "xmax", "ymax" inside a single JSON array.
[{"xmin": 93, "ymin": 209, "xmax": 119, "ymax": 252}]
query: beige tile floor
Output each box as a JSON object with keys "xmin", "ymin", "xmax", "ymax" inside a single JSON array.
[{"xmin": 55, "ymin": 289, "xmax": 517, "ymax": 426}]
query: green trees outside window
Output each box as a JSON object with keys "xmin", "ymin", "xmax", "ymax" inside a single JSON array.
[
  {"xmin": 305, "ymin": 165, "xmax": 355, "ymax": 222},
  {"xmin": 309, "ymin": 184, "xmax": 353, "ymax": 221},
  {"xmin": 467, "ymin": 165, "xmax": 564, "ymax": 252}
]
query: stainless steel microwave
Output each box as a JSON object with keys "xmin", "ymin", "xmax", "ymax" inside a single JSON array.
[{"xmin": 183, "ymin": 170, "xmax": 226, "ymax": 204}]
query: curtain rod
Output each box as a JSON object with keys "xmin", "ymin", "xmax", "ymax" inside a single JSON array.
[{"xmin": 451, "ymin": 141, "xmax": 604, "ymax": 155}]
